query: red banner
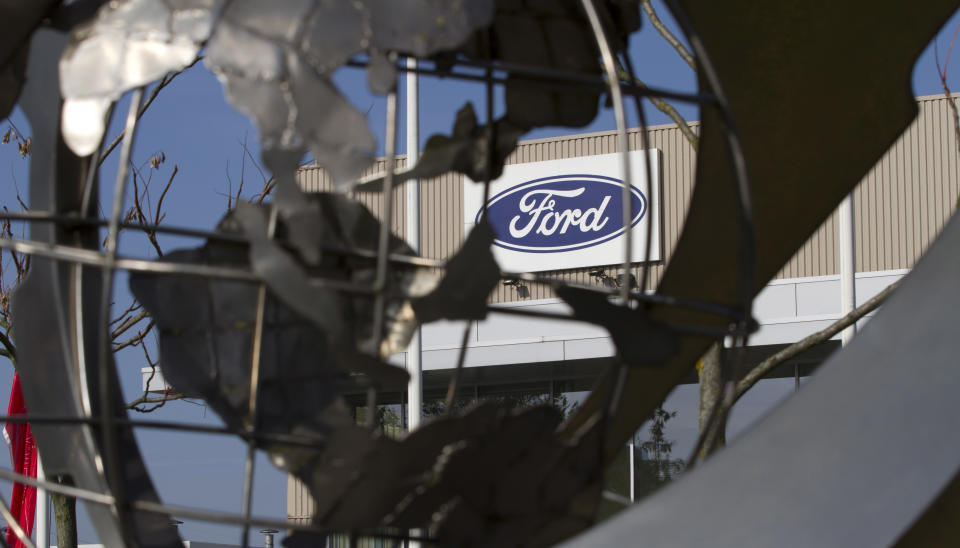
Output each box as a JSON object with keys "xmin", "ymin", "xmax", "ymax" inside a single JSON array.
[{"xmin": 4, "ymin": 373, "xmax": 37, "ymax": 548}]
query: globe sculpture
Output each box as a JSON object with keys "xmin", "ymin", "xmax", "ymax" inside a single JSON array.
[{"xmin": 0, "ymin": 1, "xmax": 956, "ymax": 547}]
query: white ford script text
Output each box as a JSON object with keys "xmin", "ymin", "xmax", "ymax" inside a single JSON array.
[{"xmin": 508, "ymin": 188, "xmax": 612, "ymax": 238}]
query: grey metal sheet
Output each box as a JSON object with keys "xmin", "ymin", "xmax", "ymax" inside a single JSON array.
[
  {"xmin": 14, "ymin": 28, "xmax": 181, "ymax": 548},
  {"xmin": 561, "ymin": 210, "xmax": 960, "ymax": 547}
]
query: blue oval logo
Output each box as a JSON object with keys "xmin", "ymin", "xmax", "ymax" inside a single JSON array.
[{"xmin": 477, "ymin": 174, "xmax": 647, "ymax": 253}]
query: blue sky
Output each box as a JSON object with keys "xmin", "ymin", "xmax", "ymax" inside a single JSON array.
[{"xmin": 0, "ymin": 2, "xmax": 957, "ymax": 544}]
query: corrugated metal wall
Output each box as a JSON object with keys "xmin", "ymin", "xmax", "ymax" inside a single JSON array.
[
  {"xmin": 780, "ymin": 95, "xmax": 959, "ymax": 277},
  {"xmin": 286, "ymin": 474, "xmax": 314, "ymax": 527},
  {"xmin": 295, "ymin": 94, "xmax": 959, "ymax": 303},
  {"xmin": 298, "ymin": 156, "xmax": 411, "ymax": 244},
  {"xmin": 850, "ymin": 94, "xmax": 960, "ymax": 272}
]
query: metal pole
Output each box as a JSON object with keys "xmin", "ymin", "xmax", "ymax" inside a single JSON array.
[
  {"xmin": 260, "ymin": 528, "xmax": 278, "ymax": 548},
  {"xmin": 839, "ymin": 195, "xmax": 856, "ymax": 346},
  {"xmin": 405, "ymin": 56, "xmax": 423, "ymax": 548},
  {"xmin": 628, "ymin": 439, "xmax": 635, "ymax": 502},
  {"xmin": 36, "ymin": 455, "xmax": 48, "ymax": 548},
  {"xmin": 405, "ymin": 57, "xmax": 423, "ymax": 433}
]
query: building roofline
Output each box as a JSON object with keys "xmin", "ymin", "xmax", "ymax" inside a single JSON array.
[{"xmin": 299, "ymin": 94, "xmax": 955, "ymax": 169}]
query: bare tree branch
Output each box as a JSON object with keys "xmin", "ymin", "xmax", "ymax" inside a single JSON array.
[
  {"xmin": 735, "ymin": 279, "xmax": 901, "ymax": 401},
  {"xmin": 254, "ymin": 178, "xmax": 277, "ymax": 204},
  {"xmin": 640, "ymin": 0, "xmax": 695, "ymax": 70},
  {"xmin": 692, "ymin": 279, "xmax": 901, "ymax": 464},
  {"xmin": 615, "ymin": 61, "xmax": 699, "ymax": 149},
  {"xmin": 126, "ymin": 392, "xmax": 187, "ymax": 412},
  {"xmin": 233, "ymin": 135, "xmax": 248, "ymax": 210},
  {"xmin": 154, "ymin": 165, "xmax": 176, "ymax": 225},
  {"xmin": 0, "ymin": 330, "xmax": 16, "ymax": 365},
  {"xmin": 108, "ymin": 301, "xmax": 141, "ymax": 326},
  {"xmin": 112, "ymin": 320, "xmax": 154, "ymax": 352},
  {"xmin": 127, "ymin": 334, "xmax": 185, "ymax": 412},
  {"xmin": 240, "ymin": 135, "xmax": 269, "ymax": 186},
  {"xmin": 696, "ymin": 343, "xmax": 723, "ymax": 458},
  {"xmin": 110, "ymin": 309, "xmax": 149, "ymax": 341},
  {"xmin": 935, "ymin": 24, "xmax": 960, "ymax": 163}
]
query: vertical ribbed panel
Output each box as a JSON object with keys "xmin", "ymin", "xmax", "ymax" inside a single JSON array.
[
  {"xmin": 839, "ymin": 94, "xmax": 959, "ymax": 275},
  {"xmin": 296, "ymin": 157, "xmax": 409, "ymax": 243},
  {"xmin": 286, "ymin": 473, "xmax": 314, "ymax": 525},
  {"xmin": 421, "ymin": 170, "xmax": 463, "ymax": 260},
  {"xmin": 773, "ymin": 94, "xmax": 958, "ymax": 279}
]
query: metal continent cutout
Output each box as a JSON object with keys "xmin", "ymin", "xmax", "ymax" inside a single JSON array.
[{"xmin": 60, "ymin": 0, "xmax": 495, "ymax": 188}]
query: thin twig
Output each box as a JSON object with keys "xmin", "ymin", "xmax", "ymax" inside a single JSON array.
[
  {"xmin": 688, "ymin": 279, "xmax": 901, "ymax": 467},
  {"xmin": 154, "ymin": 165, "xmax": 177, "ymax": 228},
  {"xmin": 253, "ymin": 179, "xmax": 277, "ymax": 204},
  {"xmin": 224, "ymin": 166, "xmax": 235, "ymax": 211},
  {"xmin": 234, "ymin": 135, "xmax": 248, "ymax": 209},
  {"xmin": 0, "ymin": 329, "xmax": 16, "ymax": 365},
  {"xmin": 2, "ymin": 119, "xmax": 28, "ymax": 143},
  {"xmin": 616, "ymin": 61, "xmax": 698, "ymax": 149},
  {"xmin": 136, "ymin": 345, "xmax": 160, "ymax": 405},
  {"xmin": 110, "ymin": 309, "xmax": 149, "ymax": 340},
  {"xmin": 127, "ymin": 393, "xmax": 187, "ymax": 413},
  {"xmin": 240, "ymin": 137, "xmax": 269, "ymax": 186},
  {"xmin": 640, "ymin": 0, "xmax": 695, "ymax": 70},
  {"xmin": 443, "ymin": 322, "xmax": 472, "ymax": 412},
  {"xmin": 112, "ymin": 320, "xmax": 155, "ymax": 352},
  {"xmin": 109, "ymin": 301, "xmax": 141, "ymax": 326},
  {"xmin": 125, "ymin": 331, "xmax": 184, "ymax": 412},
  {"xmin": 935, "ymin": 24, "xmax": 960, "ymax": 161},
  {"xmin": 98, "ymin": 57, "xmax": 202, "ymax": 166},
  {"xmin": 734, "ymin": 279, "xmax": 900, "ymax": 401}
]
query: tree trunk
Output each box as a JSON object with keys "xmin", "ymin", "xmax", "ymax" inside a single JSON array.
[
  {"xmin": 52, "ymin": 475, "xmax": 77, "ymax": 548},
  {"xmin": 697, "ymin": 342, "xmax": 725, "ymax": 459}
]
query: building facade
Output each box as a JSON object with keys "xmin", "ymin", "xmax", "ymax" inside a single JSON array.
[{"xmin": 286, "ymin": 93, "xmax": 960, "ymax": 525}]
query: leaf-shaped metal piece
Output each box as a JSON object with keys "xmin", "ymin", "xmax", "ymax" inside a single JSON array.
[
  {"xmin": 59, "ymin": 0, "xmax": 222, "ymax": 155},
  {"xmin": 418, "ymin": 407, "xmax": 601, "ymax": 546},
  {"xmin": 231, "ymin": 200, "xmax": 414, "ymax": 381},
  {"xmin": 356, "ymin": 103, "xmax": 526, "ymax": 192},
  {"xmin": 283, "ymin": 401, "xmax": 602, "ymax": 546},
  {"xmin": 205, "ymin": 0, "xmax": 494, "ymax": 187},
  {"xmin": 131, "ymin": 243, "xmax": 359, "ymax": 435},
  {"xmin": 60, "ymin": 0, "xmax": 494, "ymax": 184},
  {"xmin": 556, "ymin": 285, "xmax": 678, "ymax": 367},
  {"xmin": 130, "ymin": 196, "xmax": 414, "ymax": 440},
  {"xmin": 366, "ymin": 50, "xmax": 398, "ymax": 94},
  {"xmin": 458, "ymin": 0, "xmax": 641, "ymax": 129},
  {"xmin": 206, "ymin": 34, "xmax": 376, "ymax": 185},
  {"xmin": 412, "ymin": 219, "xmax": 500, "ymax": 324},
  {"xmin": 366, "ymin": 0, "xmax": 496, "ymax": 57},
  {"xmin": 355, "ymin": 1, "xmax": 641, "ymax": 193},
  {"xmin": 421, "ymin": 103, "xmax": 525, "ymax": 181},
  {"xmin": 262, "ymin": 148, "xmax": 328, "ymax": 265},
  {"xmin": 0, "ymin": 0, "xmax": 58, "ymax": 120},
  {"xmin": 0, "ymin": 44, "xmax": 27, "ymax": 121},
  {"xmin": 232, "ymin": 203, "xmax": 345, "ymax": 338}
]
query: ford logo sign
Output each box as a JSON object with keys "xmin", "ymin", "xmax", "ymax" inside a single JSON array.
[{"xmin": 477, "ymin": 174, "xmax": 647, "ymax": 253}]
